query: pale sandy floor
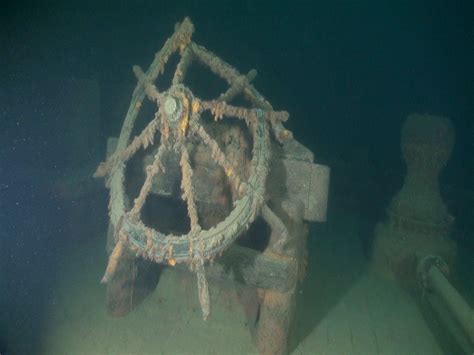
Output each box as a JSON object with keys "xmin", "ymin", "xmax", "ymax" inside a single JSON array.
[
  {"xmin": 41, "ymin": 237, "xmax": 256, "ymax": 355},
  {"xmin": 36, "ymin": 211, "xmax": 445, "ymax": 354}
]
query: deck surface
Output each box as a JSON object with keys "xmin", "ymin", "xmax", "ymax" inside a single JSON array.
[
  {"xmin": 293, "ymin": 272, "xmax": 442, "ymax": 354},
  {"xmin": 36, "ymin": 212, "xmax": 444, "ymax": 354},
  {"xmin": 292, "ymin": 213, "xmax": 442, "ymax": 354}
]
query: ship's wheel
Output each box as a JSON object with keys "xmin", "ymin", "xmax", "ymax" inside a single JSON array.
[{"xmin": 94, "ymin": 18, "xmax": 291, "ymax": 319}]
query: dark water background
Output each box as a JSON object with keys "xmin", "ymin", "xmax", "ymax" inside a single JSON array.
[{"xmin": 1, "ymin": 0, "xmax": 472, "ymax": 353}]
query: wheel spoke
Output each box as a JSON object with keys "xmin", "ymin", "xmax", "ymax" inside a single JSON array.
[
  {"xmin": 217, "ymin": 69, "xmax": 257, "ymax": 103},
  {"xmin": 172, "ymin": 45, "xmax": 194, "ymax": 85},
  {"xmin": 133, "ymin": 65, "xmax": 161, "ymax": 102},
  {"xmin": 192, "ymin": 122, "xmax": 242, "ymax": 193},
  {"xmin": 94, "ymin": 112, "xmax": 161, "ymax": 178},
  {"xmin": 129, "ymin": 142, "xmax": 166, "ymax": 219},
  {"xmin": 179, "ymin": 145, "xmax": 200, "ymax": 231},
  {"xmin": 196, "ymin": 260, "xmax": 210, "ymax": 320},
  {"xmin": 197, "ymin": 99, "xmax": 291, "ymax": 144},
  {"xmin": 199, "ymin": 99, "xmax": 289, "ymax": 126},
  {"xmin": 148, "ymin": 18, "xmax": 194, "ymax": 80}
]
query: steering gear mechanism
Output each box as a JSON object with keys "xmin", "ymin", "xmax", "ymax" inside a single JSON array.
[{"xmin": 94, "ymin": 18, "xmax": 292, "ymax": 319}]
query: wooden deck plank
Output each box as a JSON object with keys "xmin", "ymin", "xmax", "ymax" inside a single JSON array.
[
  {"xmin": 295, "ymin": 271, "xmax": 443, "ymax": 354},
  {"xmin": 294, "ymin": 212, "xmax": 444, "ymax": 355}
]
